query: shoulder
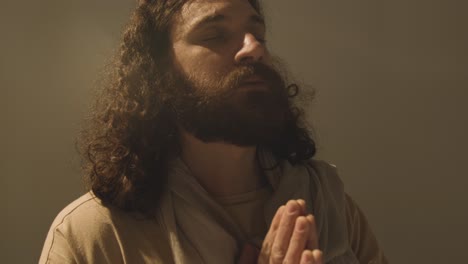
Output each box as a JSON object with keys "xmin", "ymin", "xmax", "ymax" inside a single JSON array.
[
  {"xmin": 40, "ymin": 192, "xmax": 173, "ymax": 264},
  {"xmin": 39, "ymin": 192, "xmax": 117, "ymax": 263},
  {"xmin": 304, "ymin": 158, "xmax": 346, "ymax": 213},
  {"xmin": 306, "ymin": 159, "xmax": 339, "ymax": 175},
  {"xmin": 305, "ymin": 159, "xmax": 344, "ymax": 192},
  {"xmin": 47, "ymin": 192, "xmax": 115, "ymax": 236},
  {"xmin": 306, "ymin": 161, "xmax": 389, "ymax": 263}
]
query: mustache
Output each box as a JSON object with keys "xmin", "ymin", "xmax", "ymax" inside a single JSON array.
[{"xmin": 221, "ymin": 63, "xmax": 284, "ymax": 90}]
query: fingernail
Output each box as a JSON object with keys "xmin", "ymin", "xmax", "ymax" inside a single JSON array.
[
  {"xmin": 288, "ymin": 201, "xmax": 298, "ymax": 213},
  {"xmin": 312, "ymin": 250, "xmax": 323, "ymax": 261}
]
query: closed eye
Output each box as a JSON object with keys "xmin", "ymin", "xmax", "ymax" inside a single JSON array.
[
  {"xmin": 255, "ymin": 36, "xmax": 266, "ymax": 44},
  {"xmin": 203, "ymin": 35, "xmax": 226, "ymax": 41}
]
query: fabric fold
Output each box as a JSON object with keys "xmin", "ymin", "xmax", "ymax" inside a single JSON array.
[{"xmin": 157, "ymin": 153, "xmax": 359, "ymax": 263}]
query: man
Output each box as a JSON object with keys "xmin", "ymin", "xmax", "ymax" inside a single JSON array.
[{"xmin": 40, "ymin": 0, "xmax": 388, "ymax": 263}]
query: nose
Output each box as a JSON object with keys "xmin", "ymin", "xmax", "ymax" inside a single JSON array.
[{"xmin": 234, "ymin": 33, "xmax": 266, "ymax": 64}]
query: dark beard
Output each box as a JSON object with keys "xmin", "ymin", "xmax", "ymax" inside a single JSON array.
[{"xmin": 169, "ymin": 63, "xmax": 294, "ymax": 147}]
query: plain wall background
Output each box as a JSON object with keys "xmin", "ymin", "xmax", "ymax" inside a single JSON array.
[{"xmin": 2, "ymin": 0, "xmax": 467, "ymax": 263}]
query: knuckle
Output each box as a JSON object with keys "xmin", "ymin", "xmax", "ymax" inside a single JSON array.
[
  {"xmin": 294, "ymin": 217, "xmax": 308, "ymax": 233},
  {"xmin": 261, "ymin": 241, "xmax": 272, "ymax": 256},
  {"xmin": 270, "ymin": 247, "xmax": 286, "ymax": 263}
]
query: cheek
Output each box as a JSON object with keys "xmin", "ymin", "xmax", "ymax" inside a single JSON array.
[
  {"xmin": 171, "ymin": 45, "xmax": 238, "ymax": 95},
  {"xmin": 177, "ymin": 45, "xmax": 232, "ymax": 73},
  {"xmin": 191, "ymin": 60, "xmax": 234, "ymax": 88}
]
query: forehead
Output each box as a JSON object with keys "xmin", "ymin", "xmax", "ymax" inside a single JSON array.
[{"xmin": 172, "ymin": 0, "xmax": 262, "ymax": 35}]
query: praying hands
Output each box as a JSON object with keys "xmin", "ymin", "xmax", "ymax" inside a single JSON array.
[{"xmin": 238, "ymin": 200, "xmax": 323, "ymax": 264}]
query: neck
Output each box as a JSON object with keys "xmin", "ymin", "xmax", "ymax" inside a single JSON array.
[{"xmin": 179, "ymin": 131, "xmax": 266, "ymax": 197}]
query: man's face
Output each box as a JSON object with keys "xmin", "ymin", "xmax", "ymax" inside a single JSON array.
[{"xmin": 168, "ymin": 0, "xmax": 292, "ymax": 146}]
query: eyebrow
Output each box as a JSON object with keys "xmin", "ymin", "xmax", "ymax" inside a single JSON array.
[{"xmin": 191, "ymin": 13, "xmax": 265, "ymax": 31}]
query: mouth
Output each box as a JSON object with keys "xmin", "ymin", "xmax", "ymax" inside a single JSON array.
[{"xmin": 239, "ymin": 76, "xmax": 267, "ymax": 88}]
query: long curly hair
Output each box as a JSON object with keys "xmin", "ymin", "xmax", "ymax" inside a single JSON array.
[{"xmin": 78, "ymin": 0, "xmax": 316, "ymax": 217}]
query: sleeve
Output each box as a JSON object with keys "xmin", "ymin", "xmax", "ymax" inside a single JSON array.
[
  {"xmin": 38, "ymin": 196, "xmax": 126, "ymax": 264},
  {"xmin": 345, "ymin": 193, "xmax": 389, "ymax": 264},
  {"xmin": 38, "ymin": 214, "xmax": 128, "ymax": 264},
  {"xmin": 39, "ymin": 227, "xmax": 78, "ymax": 264}
]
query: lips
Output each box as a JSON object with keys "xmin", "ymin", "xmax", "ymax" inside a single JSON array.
[{"xmin": 239, "ymin": 75, "xmax": 267, "ymax": 86}]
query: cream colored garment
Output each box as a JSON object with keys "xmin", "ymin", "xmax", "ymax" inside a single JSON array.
[
  {"xmin": 157, "ymin": 155, "xmax": 387, "ymax": 264},
  {"xmin": 215, "ymin": 185, "xmax": 272, "ymax": 240},
  {"xmin": 40, "ymin": 156, "xmax": 388, "ymax": 263},
  {"xmin": 39, "ymin": 193, "xmax": 174, "ymax": 264}
]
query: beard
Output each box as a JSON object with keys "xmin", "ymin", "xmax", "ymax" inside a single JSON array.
[{"xmin": 168, "ymin": 62, "xmax": 295, "ymax": 147}]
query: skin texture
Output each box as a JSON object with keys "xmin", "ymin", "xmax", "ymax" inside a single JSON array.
[{"xmin": 171, "ymin": 0, "xmax": 269, "ymax": 82}]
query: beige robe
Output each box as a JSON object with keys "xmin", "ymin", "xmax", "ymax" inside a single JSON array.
[{"xmin": 39, "ymin": 158, "xmax": 388, "ymax": 263}]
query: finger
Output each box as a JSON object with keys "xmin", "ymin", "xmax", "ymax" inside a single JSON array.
[
  {"xmin": 259, "ymin": 205, "xmax": 285, "ymax": 263},
  {"xmin": 312, "ymin": 249, "xmax": 323, "ymax": 264},
  {"xmin": 297, "ymin": 199, "xmax": 306, "ymax": 214},
  {"xmin": 305, "ymin": 214, "xmax": 319, "ymax": 250},
  {"xmin": 262, "ymin": 205, "xmax": 285, "ymax": 247},
  {"xmin": 270, "ymin": 200, "xmax": 301, "ymax": 263},
  {"xmin": 283, "ymin": 216, "xmax": 310, "ymax": 263},
  {"xmin": 300, "ymin": 250, "xmax": 315, "ymax": 264}
]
